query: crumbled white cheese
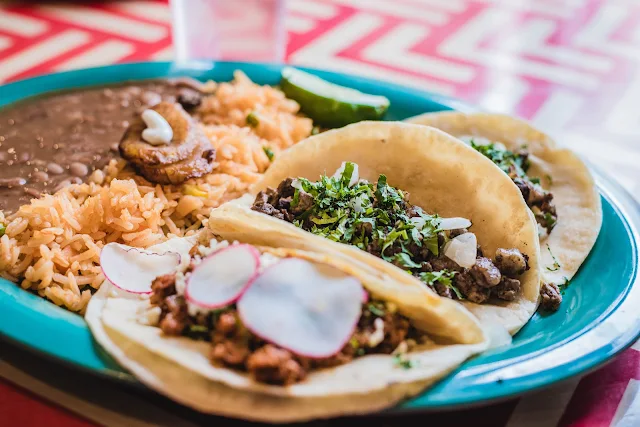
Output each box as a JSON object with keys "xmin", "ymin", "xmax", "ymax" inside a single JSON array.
[
  {"xmin": 141, "ymin": 109, "xmax": 173, "ymax": 146},
  {"xmin": 368, "ymin": 318, "xmax": 385, "ymax": 347},
  {"xmin": 135, "ymin": 302, "xmax": 161, "ymax": 326},
  {"xmin": 175, "ymin": 271, "xmax": 187, "ymax": 295},
  {"xmin": 197, "ymin": 239, "xmax": 230, "ymax": 257},
  {"xmin": 258, "ymin": 252, "xmax": 281, "ymax": 272}
]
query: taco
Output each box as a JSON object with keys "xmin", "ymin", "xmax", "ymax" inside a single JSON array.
[
  {"xmin": 207, "ymin": 121, "xmax": 542, "ymax": 336},
  {"xmin": 85, "ymin": 230, "xmax": 489, "ymax": 423},
  {"xmin": 404, "ymin": 112, "xmax": 602, "ymax": 311}
]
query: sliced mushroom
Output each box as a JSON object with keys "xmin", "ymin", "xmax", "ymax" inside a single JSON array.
[{"xmin": 119, "ymin": 101, "xmax": 216, "ymax": 185}]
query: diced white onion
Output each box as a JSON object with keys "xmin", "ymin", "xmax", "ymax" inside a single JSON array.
[
  {"xmin": 347, "ymin": 194, "xmax": 367, "ymax": 213},
  {"xmin": 410, "ymin": 216, "xmax": 426, "ymax": 229},
  {"xmin": 332, "ymin": 162, "xmax": 359, "ymax": 187},
  {"xmin": 291, "ymin": 178, "xmax": 303, "ymax": 191},
  {"xmin": 439, "ymin": 217, "xmax": 472, "ymax": 230},
  {"xmin": 443, "ymin": 232, "xmax": 477, "ymax": 268}
]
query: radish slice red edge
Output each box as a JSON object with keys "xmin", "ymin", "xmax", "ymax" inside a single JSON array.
[
  {"xmin": 237, "ymin": 258, "xmax": 364, "ymax": 359},
  {"xmin": 185, "ymin": 244, "xmax": 261, "ymax": 309},
  {"xmin": 100, "ymin": 243, "xmax": 181, "ymax": 294}
]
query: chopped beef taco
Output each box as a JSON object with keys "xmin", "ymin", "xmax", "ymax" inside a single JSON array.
[
  {"xmin": 85, "ymin": 230, "xmax": 490, "ymax": 423},
  {"xmin": 207, "ymin": 121, "xmax": 542, "ymax": 336},
  {"xmin": 404, "ymin": 112, "xmax": 602, "ymax": 311}
]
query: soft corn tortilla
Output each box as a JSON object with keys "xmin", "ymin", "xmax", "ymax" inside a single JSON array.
[
  {"xmin": 404, "ymin": 112, "xmax": 602, "ymax": 287},
  {"xmin": 86, "ymin": 234, "xmax": 489, "ymax": 423},
  {"xmin": 208, "ymin": 121, "xmax": 542, "ymax": 336}
]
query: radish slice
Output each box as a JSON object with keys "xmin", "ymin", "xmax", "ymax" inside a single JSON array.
[
  {"xmin": 443, "ymin": 232, "xmax": 477, "ymax": 269},
  {"xmin": 439, "ymin": 217, "xmax": 472, "ymax": 231},
  {"xmin": 186, "ymin": 244, "xmax": 260, "ymax": 309},
  {"xmin": 100, "ymin": 243, "xmax": 181, "ymax": 294},
  {"xmin": 362, "ymin": 288, "xmax": 369, "ymax": 303},
  {"xmin": 237, "ymin": 258, "xmax": 363, "ymax": 358}
]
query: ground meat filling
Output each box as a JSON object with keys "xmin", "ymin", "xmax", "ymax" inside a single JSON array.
[
  {"xmin": 251, "ymin": 176, "xmax": 529, "ymax": 304},
  {"xmin": 150, "ymin": 275, "xmax": 419, "ymax": 385}
]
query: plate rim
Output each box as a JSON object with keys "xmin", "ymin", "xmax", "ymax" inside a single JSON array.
[{"xmin": 0, "ymin": 60, "xmax": 638, "ymax": 415}]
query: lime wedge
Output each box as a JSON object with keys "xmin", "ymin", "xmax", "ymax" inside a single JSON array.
[{"xmin": 280, "ymin": 67, "xmax": 390, "ymax": 128}]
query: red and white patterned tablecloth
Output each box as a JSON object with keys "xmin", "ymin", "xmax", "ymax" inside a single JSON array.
[{"xmin": 1, "ymin": 1, "xmax": 639, "ymax": 426}]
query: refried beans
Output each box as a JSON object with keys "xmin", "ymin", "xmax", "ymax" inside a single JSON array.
[{"xmin": 0, "ymin": 79, "xmax": 195, "ymax": 213}]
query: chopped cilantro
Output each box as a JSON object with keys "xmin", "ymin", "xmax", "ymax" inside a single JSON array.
[
  {"xmin": 246, "ymin": 112, "xmax": 260, "ymax": 127},
  {"xmin": 393, "ymin": 252, "xmax": 423, "ymax": 269},
  {"xmin": 542, "ymin": 212, "xmax": 557, "ymax": 230},
  {"xmin": 420, "ymin": 270, "xmax": 463, "ymax": 299},
  {"xmin": 559, "ymin": 276, "xmax": 570, "ymax": 295},
  {"xmin": 186, "ymin": 324, "xmax": 209, "ymax": 340},
  {"xmin": 367, "ymin": 303, "xmax": 385, "ymax": 317},
  {"xmin": 470, "ymin": 140, "xmax": 530, "ymax": 179},
  {"xmin": 356, "ymin": 348, "xmax": 366, "ymax": 356},
  {"xmin": 393, "ymin": 353, "xmax": 415, "ymax": 369},
  {"xmin": 546, "ymin": 245, "xmax": 561, "ymax": 272},
  {"xmin": 530, "ymin": 177, "xmax": 541, "ymax": 185},
  {"xmin": 263, "ymin": 147, "xmax": 274, "ymax": 161},
  {"xmin": 0, "ymin": 224, "xmax": 5, "ymax": 237},
  {"xmin": 279, "ymin": 162, "xmax": 442, "ymax": 291}
]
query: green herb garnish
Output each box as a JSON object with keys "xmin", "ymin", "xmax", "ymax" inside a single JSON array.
[
  {"xmin": 0, "ymin": 224, "xmax": 5, "ymax": 237},
  {"xmin": 263, "ymin": 147, "xmax": 275, "ymax": 161},
  {"xmin": 246, "ymin": 112, "xmax": 260, "ymax": 127},
  {"xmin": 186, "ymin": 324, "xmax": 210, "ymax": 340},
  {"xmin": 470, "ymin": 140, "xmax": 530, "ymax": 179},
  {"xmin": 350, "ymin": 337, "xmax": 360, "ymax": 349},
  {"xmin": 543, "ymin": 212, "xmax": 557, "ymax": 230},
  {"xmin": 546, "ymin": 245, "xmax": 561, "ymax": 272},
  {"xmin": 420, "ymin": 270, "xmax": 463, "ymax": 299},
  {"xmin": 367, "ymin": 303, "xmax": 385, "ymax": 317},
  {"xmin": 530, "ymin": 177, "xmax": 541, "ymax": 185},
  {"xmin": 546, "ymin": 174, "xmax": 553, "ymax": 185},
  {"xmin": 559, "ymin": 276, "xmax": 570, "ymax": 295},
  {"xmin": 393, "ymin": 353, "xmax": 415, "ymax": 369},
  {"xmin": 283, "ymin": 162, "xmax": 442, "ymax": 290}
]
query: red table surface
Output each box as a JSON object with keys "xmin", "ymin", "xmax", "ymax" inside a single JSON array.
[{"xmin": 1, "ymin": 1, "xmax": 639, "ymax": 426}]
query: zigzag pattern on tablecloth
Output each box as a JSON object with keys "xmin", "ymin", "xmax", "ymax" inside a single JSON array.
[{"xmin": 0, "ymin": 1, "xmax": 639, "ymax": 425}]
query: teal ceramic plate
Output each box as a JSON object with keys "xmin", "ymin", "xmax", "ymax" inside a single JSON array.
[{"xmin": 1, "ymin": 62, "xmax": 639, "ymax": 414}]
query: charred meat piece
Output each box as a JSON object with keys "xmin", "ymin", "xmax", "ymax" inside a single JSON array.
[
  {"xmin": 119, "ymin": 101, "xmax": 216, "ymax": 185},
  {"xmin": 470, "ymin": 257, "xmax": 502, "ymax": 288},
  {"xmin": 494, "ymin": 277, "xmax": 521, "ymax": 301},
  {"xmin": 540, "ymin": 282, "xmax": 562, "ymax": 312},
  {"xmin": 494, "ymin": 248, "xmax": 529, "ymax": 276},
  {"xmin": 211, "ymin": 339, "xmax": 251, "ymax": 367},
  {"xmin": 455, "ymin": 272, "xmax": 491, "ymax": 304},
  {"xmin": 159, "ymin": 295, "xmax": 189, "ymax": 335},
  {"xmin": 246, "ymin": 345, "xmax": 307, "ymax": 385},
  {"xmin": 150, "ymin": 273, "xmax": 176, "ymax": 306}
]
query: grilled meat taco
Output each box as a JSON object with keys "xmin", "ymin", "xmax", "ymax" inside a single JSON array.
[
  {"xmin": 404, "ymin": 112, "xmax": 602, "ymax": 311},
  {"xmin": 207, "ymin": 121, "xmax": 542, "ymax": 336},
  {"xmin": 85, "ymin": 230, "xmax": 489, "ymax": 423}
]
